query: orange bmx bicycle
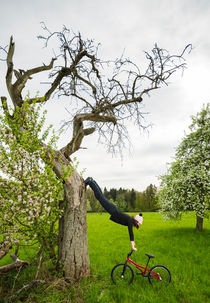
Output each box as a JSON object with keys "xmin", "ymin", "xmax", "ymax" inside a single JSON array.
[{"xmin": 111, "ymin": 250, "xmax": 171, "ymax": 287}]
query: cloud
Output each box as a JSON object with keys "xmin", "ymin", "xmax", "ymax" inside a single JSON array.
[{"xmin": 0, "ymin": 0, "xmax": 210, "ymax": 190}]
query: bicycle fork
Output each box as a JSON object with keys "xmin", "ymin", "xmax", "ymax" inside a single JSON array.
[{"xmin": 121, "ymin": 261, "xmax": 129, "ymax": 279}]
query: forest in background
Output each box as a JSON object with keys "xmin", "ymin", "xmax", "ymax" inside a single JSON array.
[{"xmin": 86, "ymin": 184, "xmax": 158, "ymax": 212}]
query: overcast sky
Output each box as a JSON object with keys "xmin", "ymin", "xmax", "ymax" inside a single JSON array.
[{"xmin": 1, "ymin": 0, "xmax": 210, "ymax": 191}]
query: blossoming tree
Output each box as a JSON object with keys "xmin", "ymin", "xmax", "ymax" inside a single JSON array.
[
  {"xmin": 0, "ymin": 100, "xmax": 64, "ymax": 263},
  {"xmin": 159, "ymin": 103, "xmax": 210, "ymax": 231}
]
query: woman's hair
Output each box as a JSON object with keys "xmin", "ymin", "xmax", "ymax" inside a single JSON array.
[{"xmin": 132, "ymin": 218, "xmax": 140, "ymax": 229}]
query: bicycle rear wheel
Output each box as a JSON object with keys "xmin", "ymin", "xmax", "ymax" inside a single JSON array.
[
  {"xmin": 111, "ymin": 263, "xmax": 134, "ymax": 285},
  {"xmin": 148, "ymin": 265, "xmax": 171, "ymax": 287}
]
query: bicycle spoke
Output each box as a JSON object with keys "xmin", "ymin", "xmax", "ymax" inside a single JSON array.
[
  {"xmin": 148, "ymin": 265, "xmax": 171, "ymax": 287},
  {"xmin": 111, "ymin": 264, "xmax": 134, "ymax": 285}
]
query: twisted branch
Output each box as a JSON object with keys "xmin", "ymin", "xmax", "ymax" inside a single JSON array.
[{"xmin": 1, "ymin": 26, "xmax": 191, "ymax": 156}]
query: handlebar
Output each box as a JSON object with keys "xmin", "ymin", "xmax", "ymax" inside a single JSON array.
[{"xmin": 127, "ymin": 249, "xmax": 135, "ymax": 257}]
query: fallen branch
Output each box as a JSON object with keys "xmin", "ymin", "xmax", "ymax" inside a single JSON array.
[
  {"xmin": 0, "ymin": 254, "xmax": 29, "ymax": 273},
  {"xmin": 6, "ymin": 251, "xmax": 45, "ymax": 302},
  {"xmin": 7, "ymin": 279, "xmax": 45, "ymax": 303}
]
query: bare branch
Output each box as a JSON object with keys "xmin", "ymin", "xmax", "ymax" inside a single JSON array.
[
  {"xmin": 13, "ymin": 58, "xmax": 56, "ymax": 95},
  {"xmin": 38, "ymin": 49, "xmax": 90, "ymax": 102},
  {"xmin": 61, "ymin": 112, "xmax": 116, "ymax": 156},
  {"xmin": 6, "ymin": 36, "xmax": 15, "ymax": 98},
  {"xmin": 0, "ymin": 43, "xmax": 8, "ymax": 61},
  {"xmin": 103, "ymin": 96, "xmax": 143, "ymax": 111}
]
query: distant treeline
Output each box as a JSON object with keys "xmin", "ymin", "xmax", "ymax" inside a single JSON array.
[{"xmin": 86, "ymin": 184, "xmax": 158, "ymax": 212}]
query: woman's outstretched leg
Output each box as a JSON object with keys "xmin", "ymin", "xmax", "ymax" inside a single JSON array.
[{"xmin": 85, "ymin": 177, "xmax": 118, "ymax": 215}]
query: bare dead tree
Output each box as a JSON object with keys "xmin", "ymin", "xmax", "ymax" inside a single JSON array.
[
  {"xmin": 37, "ymin": 23, "xmax": 191, "ymax": 154},
  {"xmin": 0, "ymin": 24, "xmax": 191, "ymax": 281}
]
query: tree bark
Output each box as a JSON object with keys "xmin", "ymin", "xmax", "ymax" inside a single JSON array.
[
  {"xmin": 196, "ymin": 215, "xmax": 203, "ymax": 231},
  {"xmin": 57, "ymin": 171, "xmax": 90, "ymax": 281}
]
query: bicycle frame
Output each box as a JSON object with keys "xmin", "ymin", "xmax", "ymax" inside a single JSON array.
[{"xmin": 125, "ymin": 256, "xmax": 161, "ymax": 280}]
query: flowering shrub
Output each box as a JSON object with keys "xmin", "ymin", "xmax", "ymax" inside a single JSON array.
[
  {"xmin": 159, "ymin": 103, "xmax": 210, "ymax": 225},
  {"xmin": 0, "ymin": 99, "xmax": 64, "ymax": 257}
]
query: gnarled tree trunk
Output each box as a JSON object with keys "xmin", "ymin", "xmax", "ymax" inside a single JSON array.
[{"xmin": 57, "ymin": 170, "xmax": 90, "ymax": 281}]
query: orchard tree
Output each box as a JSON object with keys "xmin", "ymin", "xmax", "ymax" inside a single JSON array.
[
  {"xmin": 130, "ymin": 189, "xmax": 136, "ymax": 210},
  {"xmin": 0, "ymin": 100, "xmax": 65, "ymax": 265},
  {"xmin": 0, "ymin": 24, "xmax": 191, "ymax": 280},
  {"xmin": 144, "ymin": 184, "xmax": 158, "ymax": 210},
  {"xmin": 159, "ymin": 103, "xmax": 210, "ymax": 231}
]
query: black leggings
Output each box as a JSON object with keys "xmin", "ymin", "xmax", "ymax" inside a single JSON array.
[{"xmin": 88, "ymin": 179, "xmax": 118, "ymax": 215}]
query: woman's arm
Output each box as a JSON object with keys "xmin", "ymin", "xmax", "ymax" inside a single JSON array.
[
  {"xmin": 131, "ymin": 241, "xmax": 137, "ymax": 251},
  {"xmin": 128, "ymin": 222, "xmax": 137, "ymax": 250}
]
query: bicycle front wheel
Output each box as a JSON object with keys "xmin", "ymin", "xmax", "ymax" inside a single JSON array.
[
  {"xmin": 148, "ymin": 265, "xmax": 171, "ymax": 287},
  {"xmin": 111, "ymin": 263, "xmax": 134, "ymax": 285}
]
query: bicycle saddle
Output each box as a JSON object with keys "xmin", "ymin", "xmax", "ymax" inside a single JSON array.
[{"xmin": 145, "ymin": 253, "xmax": 155, "ymax": 259}]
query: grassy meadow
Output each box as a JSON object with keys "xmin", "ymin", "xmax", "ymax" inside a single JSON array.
[{"xmin": 0, "ymin": 212, "xmax": 210, "ymax": 302}]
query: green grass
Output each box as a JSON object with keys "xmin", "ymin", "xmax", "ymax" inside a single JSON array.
[{"xmin": 0, "ymin": 212, "xmax": 210, "ymax": 302}]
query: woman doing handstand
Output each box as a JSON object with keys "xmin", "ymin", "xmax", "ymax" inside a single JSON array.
[{"xmin": 85, "ymin": 177, "xmax": 143, "ymax": 251}]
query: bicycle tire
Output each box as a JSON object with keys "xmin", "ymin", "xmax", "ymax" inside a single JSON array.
[
  {"xmin": 111, "ymin": 263, "xmax": 134, "ymax": 285},
  {"xmin": 148, "ymin": 265, "xmax": 171, "ymax": 287}
]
